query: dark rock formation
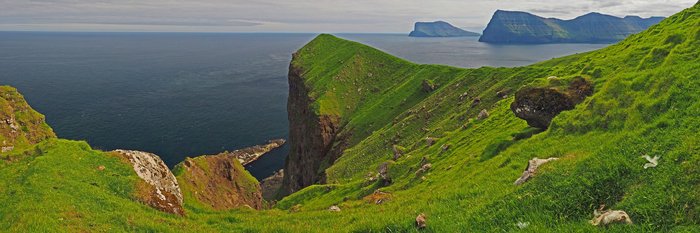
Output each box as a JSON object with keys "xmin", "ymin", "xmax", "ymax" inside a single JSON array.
[
  {"xmin": 480, "ymin": 10, "xmax": 665, "ymax": 44},
  {"xmin": 113, "ymin": 150, "xmax": 184, "ymax": 215},
  {"xmin": 409, "ymin": 21, "xmax": 480, "ymax": 37},
  {"xmin": 282, "ymin": 61, "xmax": 344, "ymax": 195},
  {"xmin": 511, "ymin": 77, "xmax": 593, "ymax": 129},
  {"xmin": 176, "ymin": 152, "xmax": 264, "ymax": 210}
]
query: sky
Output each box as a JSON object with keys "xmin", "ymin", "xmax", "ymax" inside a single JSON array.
[{"xmin": 0, "ymin": 0, "xmax": 696, "ymax": 33}]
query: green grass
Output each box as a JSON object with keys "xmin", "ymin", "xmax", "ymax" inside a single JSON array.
[{"xmin": 1, "ymin": 3, "xmax": 699, "ymax": 232}]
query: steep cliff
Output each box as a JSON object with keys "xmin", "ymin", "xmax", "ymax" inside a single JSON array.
[
  {"xmin": 409, "ymin": 21, "xmax": 480, "ymax": 37},
  {"xmin": 479, "ymin": 10, "xmax": 665, "ymax": 44},
  {"xmin": 281, "ymin": 60, "xmax": 343, "ymax": 195},
  {"xmin": 0, "ymin": 86, "xmax": 55, "ymax": 155}
]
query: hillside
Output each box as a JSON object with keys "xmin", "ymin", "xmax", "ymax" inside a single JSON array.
[
  {"xmin": 408, "ymin": 21, "xmax": 481, "ymax": 37},
  {"xmin": 479, "ymin": 10, "xmax": 665, "ymax": 44},
  {"xmin": 0, "ymin": 2, "xmax": 699, "ymax": 232}
]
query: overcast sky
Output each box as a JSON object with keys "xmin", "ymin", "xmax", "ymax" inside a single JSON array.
[{"xmin": 0, "ymin": 0, "xmax": 696, "ymax": 33}]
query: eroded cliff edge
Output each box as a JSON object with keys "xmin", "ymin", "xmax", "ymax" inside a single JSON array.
[{"xmin": 281, "ymin": 57, "xmax": 343, "ymax": 195}]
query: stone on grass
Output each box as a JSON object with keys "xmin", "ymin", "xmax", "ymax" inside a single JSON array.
[{"xmin": 514, "ymin": 157, "xmax": 558, "ymax": 185}]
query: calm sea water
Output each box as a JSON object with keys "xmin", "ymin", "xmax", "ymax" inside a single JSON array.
[{"xmin": 0, "ymin": 32, "xmax": 606, "ymax": 179}]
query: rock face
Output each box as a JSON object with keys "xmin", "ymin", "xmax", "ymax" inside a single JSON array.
[
  {"xmin": 113, "ymin": 150, "xmax": 184, "ymax": 215},
  {"xmin": 511, "ymin": 77, "xmax": 593, "ymax": 129},
  {"xmin": 479, "ymin": 10, "xmax": 665, "ymax": 44},
  {"xmin": 409, "ymin": 21, "xmax": 481, "ymax": 37},
  {"xmin": 282, "ymin": 60, "xmax": 344, "ymax": 195},
  {"xmin": 0, "ymin": 86, "xmax": 56, "ymax": 153},
  {"xmin": 175, "ymin": 152, "xmax": 264, "ymax": 210}
]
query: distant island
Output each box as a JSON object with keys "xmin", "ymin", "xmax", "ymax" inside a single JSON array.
[
  {"xmin": 479, "ymin": 10, "xmax": 665, "ymax": 44},
  {"xmin": 409, "ymin": 21, "xmax": 481, "ymax": 37}
]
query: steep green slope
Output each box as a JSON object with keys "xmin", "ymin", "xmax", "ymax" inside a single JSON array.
[
  {"xmin": 0, "ymin": 3, "xmax": 698, "ymax": 232},
  {"xmin": 276, "ymin": 3, "xmax": 700, "ymax": 232}
]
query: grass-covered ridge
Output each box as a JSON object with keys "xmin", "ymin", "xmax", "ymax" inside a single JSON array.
[{"xmin": 0, "ymin": 3, "xmax": 699, "ymax": 232}]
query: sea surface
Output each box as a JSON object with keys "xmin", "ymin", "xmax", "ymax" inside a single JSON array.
[{"xmin": 0, "ymin": 32, "xmax": 607, "ymax": 179}]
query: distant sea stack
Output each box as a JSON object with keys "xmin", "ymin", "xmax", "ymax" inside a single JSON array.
[
  {"xmin": 409, "ymin": 21, "xmax": 481, "ymax": 37},
  {"xmin": 479, "ymin": 10, "xmax": 665, "ymax": 44}
]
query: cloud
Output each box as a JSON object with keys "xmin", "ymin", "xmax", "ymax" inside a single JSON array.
[{"xmin": 0, "ymin": 0, "xmax": 695, "ymax": 32}]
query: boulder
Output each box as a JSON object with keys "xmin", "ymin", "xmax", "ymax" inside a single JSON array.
[
  {"xmin": 477, "ymin": 109, "xmax": 490, "ymax": 120},
  {"xmin": 377, "ymin": 162, "xmax": 391, "ymax": 185},
  {"xmin": 113, "ymin": 150, "xmax": 184, "ymax": 215},
  {"xmin": 471, "ymin": 97, "xmax": 481, "ymax": 107},
  {"xmin": 392, "ymin": 145, "xmax": 404, "ymax": 161},
  {"xmin": 329, "ymin": 205, "xmax": 341, "ymax": 212},
  {"xmin": 511, "ymin": 77, "xmax": 592, "ymax": 129},
  {"xmin": 425, "ymin": 137, "xmax": 438, "ymax": 146},
  {"xmin": 514, "ymin": 157, "xmax": 558, "ymax": 185},
  {"xmin": 416, "ymin": 163, "xmax": 432, "ymax": 176},
  {"xmin": 590, "ymin": 209, "xmax": 633, "ymax": 226},
  {"xmin": 416, "ymin": 213, "xmax": 427, "ymax": 229},
  {"xmin": 422, "ymin": 80, "xmax": 436, "ymax": 92},
  {"xmin": 496, "ymin": 88, "xmax": 511, "ymax": 98}
]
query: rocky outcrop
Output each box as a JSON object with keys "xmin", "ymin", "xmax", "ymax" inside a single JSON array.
[
  {"xmin": 175, "ymin": 151, "xmax": 264, "ymax": 210},
  {"xmin": 0, "ymin": 86, "xmax": 55, "ymax": 154},
  {"xmin": 219, "ymin": 139, "xmax": 285, "ymax": 166},
  {"xmin": 113, "ymin": 150, "xmax": 184, "ymax": 215},
  {"xmin": 511, "ymin": 77, "xmax": 593, "ymax": 129},
  {"xmin": 281, "ymin": 60, "xmax": 344, "ymax": 195},
  {"xmin": 260, "ymin": 169, "xmax": 284, "ymax": 200},
  {"xmin": 409, "ymin": 21, "xmax": 480, "ymax": 37},
  {"xmin": 514, "ymin": 157, "xmax": 559, "ymax": 185},
  {"xmin": 479, "ymin": 10, "xmax": 664, "ymax": 44}
]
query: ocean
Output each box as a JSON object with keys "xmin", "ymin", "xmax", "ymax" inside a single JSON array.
[{"xmin": 0, "ymin": 32, "xmax": 607, "ymax": 179}]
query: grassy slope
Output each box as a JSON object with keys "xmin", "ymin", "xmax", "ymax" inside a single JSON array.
[{"xmin": 0, "ymin": 3, "xmax": 698, "ymax": 232}]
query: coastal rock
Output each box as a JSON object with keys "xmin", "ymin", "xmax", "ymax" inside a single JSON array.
[
  {"xmin": 511, "ymin": 77, "xmax": 592, "ymax": 129},
  {"xmin": 113, "ymin": 150, "xmax": 184, "ymax": 215},
  {"xmin": 409, "ymin": 21, "xmax": 480, "ymax": 37},
  {"xmin": 514, "ymin": 157, "xmax": 559, "ymax": 185}
]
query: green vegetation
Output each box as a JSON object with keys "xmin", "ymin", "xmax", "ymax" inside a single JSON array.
[{"xmin": 1, "ymin": 3, "xmax": 699, "ymax": 232}]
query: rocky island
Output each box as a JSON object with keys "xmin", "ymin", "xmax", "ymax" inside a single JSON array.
[
  {"xmin": 479, "ymin": 10, "xmax": 665, "ymax": 43},
  {"xmin": 408, "ymin": 21, "xmax": 481, "ymax": 37}
]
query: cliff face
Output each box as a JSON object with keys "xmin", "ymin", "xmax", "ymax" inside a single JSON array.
[
  {"xmin": 281, "ymin": 61, "xmax": 342, "ymax": 195},
  {"xmin": 0, "ymin": 86, "xmax": 55, "ymax": 154},
  {"xmin": 479, "ymin": 10, "xmax": 665, "ymax": 44},
  {"xmin": 409, "ymin": 21, "xmax": 481, "ymax": 37}
]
